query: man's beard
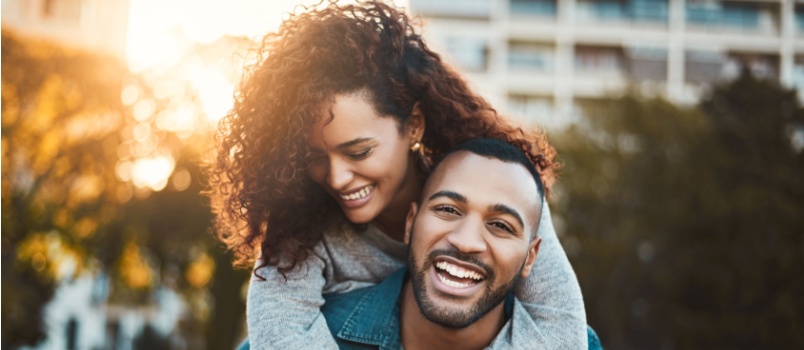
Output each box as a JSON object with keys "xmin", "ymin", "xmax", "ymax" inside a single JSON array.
[{"xmin": 408, "ymin": 246, "xmax": 521, "ymax": 329}]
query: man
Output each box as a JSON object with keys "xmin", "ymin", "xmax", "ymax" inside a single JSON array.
[{"xmin": 320, "ymin": 139, "xmax": 602, "ymax": 349}]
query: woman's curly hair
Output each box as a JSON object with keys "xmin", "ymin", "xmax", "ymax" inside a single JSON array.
[{"xmin": 207, "ymin": 0, "xmax": 559, "ymax": 276}]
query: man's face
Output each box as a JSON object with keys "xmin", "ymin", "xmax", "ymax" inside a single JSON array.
[{"xmin": 404, "ymin": 151, "xmax": 542, "ymax": 329}]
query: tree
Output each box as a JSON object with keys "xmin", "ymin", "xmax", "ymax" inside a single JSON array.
[
  {"xmin": 2, "ymin": 29, "xmax": 129, "ymax": 347},
  {"xmin": 551, "ymin": 71, "xmax": 804, "ymax": 348},
  {"xmin": 2, "ymin": 29, "xmax": 250, "ymax": 349}
]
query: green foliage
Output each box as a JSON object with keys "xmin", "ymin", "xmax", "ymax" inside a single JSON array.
[{"xmin": 553, "ymin": 72, "xmax": 804, "ymax": 348}]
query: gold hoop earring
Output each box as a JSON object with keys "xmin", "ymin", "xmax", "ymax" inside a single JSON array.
[{"xmin": 410, "ymin": 141, "xmax": 432, "ymax": 173}]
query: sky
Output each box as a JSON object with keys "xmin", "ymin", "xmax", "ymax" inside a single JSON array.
[{"xmin": 126, "ymin": 0, "xmax": 409, "ymax": 71}]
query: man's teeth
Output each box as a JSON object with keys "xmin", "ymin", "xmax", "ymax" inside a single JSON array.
[
  {"xmin": 339, "ymin": 185, "xmax": 373, "ymax": 201},
  {"xmin": 437, "ymin": 273, "xmax": 472, "ymax": 288},
  {"xmin": 435, "ymin": 261, "xmax": 483, "ymax": 280}
]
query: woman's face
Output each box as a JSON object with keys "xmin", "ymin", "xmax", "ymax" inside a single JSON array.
[{"xmin": 306, "ymin": 91, "xmax": 424, "ymax": 225}]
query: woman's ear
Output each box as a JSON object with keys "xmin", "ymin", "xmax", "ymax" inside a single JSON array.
[{"xmin": 408, "ymin": 102, "xmax": 425, "ymax": 141}]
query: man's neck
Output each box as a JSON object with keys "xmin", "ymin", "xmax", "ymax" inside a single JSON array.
[{"xmin": 399, "ymin": 280, "xmax": 507, "ymax": 350}]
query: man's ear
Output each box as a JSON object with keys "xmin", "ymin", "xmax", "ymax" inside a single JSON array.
[
  {"xmin": 408, "ymin": 102, "xmax": 425, "ymax": 141},
  {"xmin": 520, "ymin": 237, "xmax": 542, "ymax": 279},
  {"xmin": 404, "ymin": 202, "xmax": 419, "ymax": 245}
]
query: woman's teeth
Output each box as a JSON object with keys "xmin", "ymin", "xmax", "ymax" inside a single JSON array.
[
  {"xmin": 436, "ymin": 261, "xmax": 483, "ymax": 280},
  {"xmin": 339, "ymin": 185, "xmax": 373, "ymax": 201}
]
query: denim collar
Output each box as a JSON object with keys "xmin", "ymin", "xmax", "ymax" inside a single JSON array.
[{"xmin": 334, "ymin": 267, "xmax": 408, "ymax": 350}]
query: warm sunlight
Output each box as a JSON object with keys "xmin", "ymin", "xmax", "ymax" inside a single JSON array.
[
  {"xmin": 121, "ymin": 0, "xmax": 411, "ymax": 192},
  {"xmin": 185, "ymin": 63, "xmax": 235, "ymax": 123},
  {"xmin": 125, "ymin": 0, "xmax": 308, "ymax": 72},
  {"xmin": 130, "ymin": 155, "xmax": 176, "ymax": 191},
  {"xmin": 125, "ymin": 0, "xmax": 407, "ymax": 72}
]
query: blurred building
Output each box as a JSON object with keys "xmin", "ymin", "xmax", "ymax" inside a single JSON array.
[
  {"xmin": 1, "ymin": 0, "xmax": 131, "ymax": 58},
  {"xmin": 409, "ymin": 0, "xmax": 804, "ymax": 128},
  {"xmin": 21, "ymin": 272, "xmax": 185, "ymax": 350}
]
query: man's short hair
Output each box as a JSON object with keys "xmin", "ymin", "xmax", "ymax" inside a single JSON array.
[{"xmin": 437, "ymin": 139, "xmax": 545, "ymax": 199}]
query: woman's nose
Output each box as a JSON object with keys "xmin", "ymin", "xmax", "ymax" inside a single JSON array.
[{"xmin": 326, "ymin": 157, "xmax": 353, "ymax": 190}]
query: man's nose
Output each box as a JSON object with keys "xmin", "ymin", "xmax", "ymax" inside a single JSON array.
[
  {"xmin": 326, "ymin": 157, "xmax": 353, "ymax": 190},
  {"xmin": 445, "ymin": 217, "xmax": 487, "ymax": 254}
]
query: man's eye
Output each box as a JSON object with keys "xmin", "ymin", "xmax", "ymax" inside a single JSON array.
[
  {"xmin": 433, "ymin": 205, "xmax": 460, "ymax": 215},
  {"xmin": 347, "ymin": 148, "xmax": 372, "ymax": 160},
  {"xmin": 489, "ymin": 220, "xmax": 514, "ymax": 234}
]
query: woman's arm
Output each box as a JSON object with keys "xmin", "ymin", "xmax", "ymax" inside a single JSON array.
[
  {"xmin": 510, "ymin": 202, "xmax": 588, "ymax": 348},
  {"xmin": 246, "ymin": 246, "xmax": 339, "ymax": 350},
  {"xmin": 246, "ymin": 226, "xmax": 406, "ymax": 349}
]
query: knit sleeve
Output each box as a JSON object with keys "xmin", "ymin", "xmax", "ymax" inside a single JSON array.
[
  {"xmin": 245, "ymin": 243, "xmax": 339, "ymax": 350},
  {"xmin": 509, "ymin": 202, "xmax": 588, "ymax": 348}
]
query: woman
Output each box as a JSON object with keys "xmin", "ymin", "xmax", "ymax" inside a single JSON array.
[{"xmin": 208, "ymin": 1, "xmax": 586, "ymax": 348}]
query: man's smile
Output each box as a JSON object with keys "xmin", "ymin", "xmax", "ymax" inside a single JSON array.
[{"xmin": 429, "ymin": 256, "xmax": 489, "ymax": 297}]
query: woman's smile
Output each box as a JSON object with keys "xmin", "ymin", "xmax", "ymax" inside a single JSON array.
[{"xmin": 338, "ymin": 184, "xmax": 375, "ymax": 201}]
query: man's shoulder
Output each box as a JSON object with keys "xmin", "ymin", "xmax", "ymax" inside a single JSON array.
[
  {"xmin": 321, "ymin": 267, "xmax": 408, "ymax": 350},
  {"xmin": 321, "ymin": 284, "xmax": 374, "ymax": 330}
]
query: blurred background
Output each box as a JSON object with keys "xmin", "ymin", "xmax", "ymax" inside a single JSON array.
[{"xmin": 1, "ymin": 0, "xmax": 802, "ymax": 349}]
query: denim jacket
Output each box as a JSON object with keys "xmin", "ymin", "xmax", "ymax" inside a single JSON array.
[{"xmin": 320, "ymin": 267, "xmax": 603, "ymax": 350}]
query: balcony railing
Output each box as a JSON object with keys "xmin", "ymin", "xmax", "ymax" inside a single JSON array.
[
  {"xmin": 510, "ymin": 0, "xmax": 556, "ymax": 17},
  {"xmin": 410, "ymin": 0, "xmax": 493, "ymax": 18},
  {"xmin": 575, "ymin": 0, "xmax": 668, "ymax": 24},
  {"xmin": 686, "ymin": 3, "xmax": 776, "ymax": 34}
]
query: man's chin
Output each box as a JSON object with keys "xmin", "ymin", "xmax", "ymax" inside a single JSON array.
[{"xmin": 417, "ymin": 298, "xmax": 482, "ymax": 329}]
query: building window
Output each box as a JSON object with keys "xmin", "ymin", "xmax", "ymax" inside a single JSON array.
[
  {"xmin": 508, "ymin": 42, "xmax": 554, "ymax": 72},
  {"xmin": 575, "ymin": 46, "xmax": 626, "ymax": 77},
  {"xmin": 445, "ymin": 38, "xmax": 489, "ymax": 72},
  {"xmin": 685, "ymin": 50, "xmax": 725, "ymax": 85},
  {"xmin": 507, "ymin": 95, "xmax": 556, "ymax": 127},
  {"xmin": 625, "ymin": 46, "xmax": 668, "ymax": 83}
]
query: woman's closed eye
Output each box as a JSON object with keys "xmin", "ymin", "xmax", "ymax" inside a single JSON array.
[{"xmin": 346, "ymin": 148, "xmax": 372, "ymax": 160}]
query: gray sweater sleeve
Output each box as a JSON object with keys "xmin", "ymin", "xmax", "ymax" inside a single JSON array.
[
  {"xmin": 510, "ymin": 202, "xmax": 588, "ymax": 349},
  {"xmin": 246, "ymin": 243, "xmax": 339, "ymax": 350}
]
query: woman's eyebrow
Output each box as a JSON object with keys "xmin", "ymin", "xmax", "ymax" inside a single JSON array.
[{"xmin": 336, "ymin": 137, "xmax": 373, "ymax": 149}]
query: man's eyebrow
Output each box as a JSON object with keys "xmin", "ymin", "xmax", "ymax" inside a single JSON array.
[
  {"xmin": 490, "ymin": 204, "xmax": 525, "ymax": 229},
  {"xmin": 427, "ymin": 190, "xmax": 466, "ymax": 203},
  {"xmin": 336, "ymin": 137, "xmax": 374, "ymax": 149}
]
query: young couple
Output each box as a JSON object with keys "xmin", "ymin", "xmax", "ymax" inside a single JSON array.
[{"xmin": 208, "ymin": 1, "xmax": 596, "ymax": 348}]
